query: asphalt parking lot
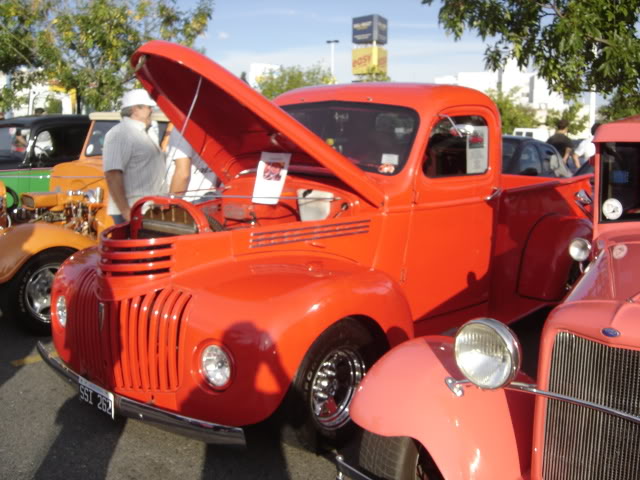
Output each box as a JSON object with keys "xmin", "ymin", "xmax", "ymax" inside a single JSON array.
[
  {"xmin": 0, "ymin": 307, "xmax": 546, "ymax": 480},
  {"xmin": 0, "ymin": 312, "xmax": 339, "ymax": 480}
]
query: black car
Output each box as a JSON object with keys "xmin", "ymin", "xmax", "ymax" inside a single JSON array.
[
  {"xmin": 502, "ymin": 134, "xmax": 572, "ymax": 178},
  {"xmin": 0, "ymin": 114, "xmax": 91, "ymax": 202}
]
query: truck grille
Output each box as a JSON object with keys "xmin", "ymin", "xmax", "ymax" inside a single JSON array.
[
  {"xmin": 69, "ymin": 271, "xmax": 191, "ymax": 393},
  {"xmin": 543, "ymin": 332, "xmax": 640, "ymax": 480},
  {"xmin": 100, "ymin": 237, "xmax": 175, "ymax": 277}
]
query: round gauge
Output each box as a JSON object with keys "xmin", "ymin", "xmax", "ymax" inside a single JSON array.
[
  {"xmin": 602, "ymin": 198, "xmax": 623, "ymax": 220},
  {"xmin": 612, "ymin": 244, "xmax": 628, "ymax": 260}
]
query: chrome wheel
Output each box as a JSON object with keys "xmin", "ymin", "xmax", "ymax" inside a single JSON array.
[
  {"xmin": 24, "ymin": 263, "xmax": 58, "ymax": 323},
  {"xmin": 310, "ymin": 348, "xmax": 365, "ymax": 430}
]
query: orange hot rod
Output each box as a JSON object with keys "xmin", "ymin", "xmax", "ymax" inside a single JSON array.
[
  {"xmin": 0, "ymin": 112, "xmax": 169, "ymax": 335},
  {"xmin": 38, "ymin": 41, "xmax": 591, "ymax": 449},
  {"xmin": 341, "ymin": 117, "xmax": 640, "ymax": 479}
]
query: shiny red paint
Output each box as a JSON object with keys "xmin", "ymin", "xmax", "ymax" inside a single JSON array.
[
  {"xmin": 351, "ymin": 115, "xmax": 640, "ymax": 479},
  {"xmin": 49, "ymin": 41, "xmax": 591, "ymax": 437}
]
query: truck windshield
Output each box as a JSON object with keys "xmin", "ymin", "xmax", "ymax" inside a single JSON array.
[
  {"xmin": 0, "ymin": 126, "xmax": 30, "ymax": 165},
  {"xmin": 283, "ymin": 101, "xmax": 419, "ymax": 175},
  {"xmin": 600, "ymin": 142, "xmax": 640, "ymax": 223}
]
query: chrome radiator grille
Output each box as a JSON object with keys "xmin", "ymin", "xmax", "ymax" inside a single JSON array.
[
  {"xmin": 69, "ymin": 276, "xmax": 190, "ymax": 393},
  {"xmin": 543, "ymin": 332, "xmax": 640, "ymax": 480}
]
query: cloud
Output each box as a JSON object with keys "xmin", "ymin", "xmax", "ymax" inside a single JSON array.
[{"xmin": 218, "ymin": 31, "xmax": 230, "ymax": 40}]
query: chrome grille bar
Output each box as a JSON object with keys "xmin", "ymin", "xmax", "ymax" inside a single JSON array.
[{"xmin": 543, "ymin": 332, "xmax": 640, "ymax": 480}]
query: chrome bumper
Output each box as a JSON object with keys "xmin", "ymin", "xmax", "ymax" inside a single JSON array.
[{"xmin": 37, "ymin": 341, "xmax": 246, "ymax": 447}]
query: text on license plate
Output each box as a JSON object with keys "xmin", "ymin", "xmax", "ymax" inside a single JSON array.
[{"xmin": 78, "ymin": 377, "xmax": 114, "ymax": 419}]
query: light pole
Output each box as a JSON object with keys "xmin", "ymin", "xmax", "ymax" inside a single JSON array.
[{"xmin": 326, "ymin": 40, "xmax": 339, "ymax": 78}]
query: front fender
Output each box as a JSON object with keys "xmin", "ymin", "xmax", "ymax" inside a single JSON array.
[
  {"xmin": 519, "ymin": 214, "xmax": 592, "ymax": 301},
  {"xmin": 173, "ymin": 255, "xmax": 414, "ymax": 425},
  {"xmin": 351, "ymin": 336, "xmax": 533, "ymax": 480},
  {"xmin": 0, "ymin": 223, "xmax": 96, "ymax": 284}
]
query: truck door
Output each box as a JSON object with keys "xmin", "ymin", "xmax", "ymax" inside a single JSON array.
[{"xmin": 404, "ymin": 107, "xmax": 500, "ymax": 324}]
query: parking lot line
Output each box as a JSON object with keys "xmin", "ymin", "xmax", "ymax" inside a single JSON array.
[{"xmin": 11, "ymin": 351, "xmax": 58, "ymax": 367}]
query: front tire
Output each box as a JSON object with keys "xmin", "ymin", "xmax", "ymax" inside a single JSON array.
[
  {"xmin": 281, "ymin": 318, "xmax": 384, "ymax": 451},
  {"xmin": 7, "ymin": 248, "xmax": 74, "ymax": 336},
  {"xmin": 359, "ymin": 432, "xmax": 441, "ymax": 480}
]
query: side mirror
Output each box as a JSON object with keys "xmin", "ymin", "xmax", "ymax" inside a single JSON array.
[{"xmin": 575, "ymin": 189, "xmax": 592, "ymax": 206}]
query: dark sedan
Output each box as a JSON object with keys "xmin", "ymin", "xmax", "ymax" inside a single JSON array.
[
  {"xmin": 502, "ymin": 134, "xmax": 572, "ymax": 178},
  {"xmin": 0, "ymin": 114, "xmax": 90, "ymax": 202}
]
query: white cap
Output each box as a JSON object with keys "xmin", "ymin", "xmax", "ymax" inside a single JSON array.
[{"xmin": 121, "ymin": 89, "xmax": 157, "ymax": 108}]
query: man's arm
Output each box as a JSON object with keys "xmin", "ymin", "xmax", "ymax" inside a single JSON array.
[
  {"xmin": 169, "ymin": 157, "xmax": 191, "ymax": 194},
  {"xmin": 105, "ymin": 170, "xmax": 131, "ymax": 221}
]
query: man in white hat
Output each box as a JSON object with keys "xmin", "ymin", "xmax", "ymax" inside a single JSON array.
[{"xmin": 103, "ymin": 88, "xmax": 167, "ymax": 223}]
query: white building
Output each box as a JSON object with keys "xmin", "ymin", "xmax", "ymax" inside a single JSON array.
[
  {"xmin": 0, "ymin": 71, "xmax": 76, "ymax": 117},
  {"xmin": 434, "ymin": 60, "xmax": 591, "ymax": 136}
]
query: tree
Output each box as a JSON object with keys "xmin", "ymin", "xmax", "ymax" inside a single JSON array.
[
  {"xmin": 0, "ymin": 0, "xmax": 214, "ymax": 112},
  {"xmin": 486, "ymin": 87, "xmax": 538, "ymax": 134},
  {"xmin": 545, "ymin": 103, "xmax": 589, "ymax": 136},
  {"xmin": 355, "ymin": 66, "xmax": 391, "ymax": 82},
  {"xmin": 421, "ymin": 0, "xmax": 640, "ymax": 105},
  {"xmin": 598, "ymin": 91, "xmax": 640, "ymax": 122},
  {"xmin": 256, "ymin": 64, "xmax": 333, "ymax": 100}
]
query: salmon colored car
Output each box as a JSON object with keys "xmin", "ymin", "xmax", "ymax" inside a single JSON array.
[
  {"xmin": 38, "ymin": 41, "xmax": 591, "ymax": 450},
  {"xmin": 0, "ymin": 112, "xmax": 169, "ymax": 335},
  {"xmin": 343, "ymin": 116, "xmax": 640, "ymax": 479}
]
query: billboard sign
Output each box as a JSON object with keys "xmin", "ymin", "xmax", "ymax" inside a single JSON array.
[
  {"xmin": 352, "ymin": 14, "xmax": 388, "ymax": 45},
  {"xmin": 352, "ymin": 46, "xmax": 388, "ymax": 75}
]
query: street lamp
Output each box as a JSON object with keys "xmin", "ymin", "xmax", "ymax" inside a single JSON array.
[{"xmin": 326, "ymin": 40, "xmax": 339, "ymax": 78}]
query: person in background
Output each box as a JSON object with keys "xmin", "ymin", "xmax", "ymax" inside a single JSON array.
[
  {"xmin": 166, "ymin": 129, "xmax": 217, "ymax": 201},
  {"xmin": 574, "ymin": 122, "xmax": 601, "ymax": 166},
  {"xmin": 0, "ymin": 112, "xmax": 5, "ymax": 120},
  {"xmin": 34, "ymin": 108, "xmax": 45, "ymax": 116},
  {"xmin": 103, "ymin": 89, "xmax": 166, "ymax": 224},
  {"xmin": 547, "ymin": 119, "xmax": 579, "ymax": 170}
]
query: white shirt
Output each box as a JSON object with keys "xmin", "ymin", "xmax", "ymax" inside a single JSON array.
[
  {"xmin": 103, "ymin": 116, "xmax": 167, "ymax": 215},
  {"xmin": 166, "ymin": 129, "xmax": 217, "ymax": 200},
  {"xmin": 574, "ymin": 135, "xmax": 596, "ymax": 162}
]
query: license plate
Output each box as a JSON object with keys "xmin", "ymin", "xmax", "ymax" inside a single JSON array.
[{"xmin": 78, "ymin": 377, "xmax": 115, "ymax": 419}]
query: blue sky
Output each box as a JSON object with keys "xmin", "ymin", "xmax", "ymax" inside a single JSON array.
[{"xmin": 189, "ymin": 1, "xmax": 488, "ymax": 84}]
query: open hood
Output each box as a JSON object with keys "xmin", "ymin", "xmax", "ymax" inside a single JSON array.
[{"xmin": 132, "ymin": 41, "xmax": 384, "ymax": 207}]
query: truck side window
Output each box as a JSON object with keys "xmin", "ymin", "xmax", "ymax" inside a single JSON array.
[{"xmin": 423, "ymin": 115, "xmax": 489, "ymax": 178}]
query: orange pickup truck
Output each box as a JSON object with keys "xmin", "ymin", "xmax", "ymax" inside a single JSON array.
[{"xmin": 38, "ymin": 41, "xmax": 591, "ymax": 450}]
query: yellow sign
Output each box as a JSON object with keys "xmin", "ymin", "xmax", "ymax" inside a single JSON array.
[{"xmin": 352, "ymin": 46, "xmax": 388, "ymax": 75}]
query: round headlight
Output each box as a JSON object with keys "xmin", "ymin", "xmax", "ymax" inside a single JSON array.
[
  {"xmin": 454, "ymin": 318, "xmax": 521, "ymax": 389},
  {"xmin": 201, "ymin": 344, "xmax": 232, "ymax": 389},
  {"xmin": 56, "ymin": 296, "xmax": 67, "ymax": 328},
  {"xmin": 569, "ymin": 237, "xmax": 592, "ymax": 262}
]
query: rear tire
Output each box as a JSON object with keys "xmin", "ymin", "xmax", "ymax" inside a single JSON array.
[
  {"xmin": 279, "ymin": 318, "xmax": 384, "ymax": 451},
  {"xmin": 6, "ymin": 248, "xmax": 74, "ymax": 336},
  {"xmin": 359, "ymin": 432, "xmax": 441, "ymax": 480}
]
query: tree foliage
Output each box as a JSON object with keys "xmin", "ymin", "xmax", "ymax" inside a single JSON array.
[
  {"xmin": 0, "ymin": 0, "xmax": 214, "ymax": 112},
  {"xmin": 486, "ymin": 87, "xmax": 538, "ymax": 134},
  {"xmin": 256, "ymin": 64, "xmax": 333, "ymax": 100},
  {"xmin": 545, "ymin": 103, "xmax": 589, "ymax": 136},
  {"xmin": 355, "ymin": 66, "xmax": 391, "ymax": 82},
  {"xmin": 421, "ymin": 0, "xmax": 640, "ymax": 110},
  {"xmin": 598, "ymin": 91, "xmax": 640, "ymax": 122}
]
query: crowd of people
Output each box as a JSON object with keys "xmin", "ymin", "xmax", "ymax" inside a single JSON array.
[{"xmin": 546, "ymin": 118, "xmax": 600, "ymax": 173}]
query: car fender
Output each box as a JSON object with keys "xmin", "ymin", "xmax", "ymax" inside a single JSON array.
[
  {"xmin": 173, "ymin": 256, "xmax": 415, "ymax": 426},
  {"xmin": 350, "ymin": 336, "xmax": 534, "ymax": 480},
  {"xmin": 0, "ymin": 223, "xmax": 96, "ymax": 284},
  {"xmin": 519, "ymin": 214, "xmax": 592, "ymax": 301}
]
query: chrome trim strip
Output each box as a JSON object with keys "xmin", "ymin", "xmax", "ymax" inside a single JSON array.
[
  {"xmin": 37, "ymin": 341, "xmax": 246, "ymax": 446},
  {"xmin": 335, "ymin": 455, "xmax": 375, "ymax": 480},
  {"xmin": 445, "ymin": 375, "xmax": 640, "ymax": 426}
]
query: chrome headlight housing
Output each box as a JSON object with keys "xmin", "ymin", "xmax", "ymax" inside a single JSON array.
[
  {"xmin": 569, "ymin": 237, "xmax": 592, "ymax": 262},
  {"xmin": 201, "ymin": 344, "xmax": 233, "ymax": 390},
  {"xmin": 56, "ymin": 296, "xmax": 67, "ymax": 328},
  {"xmin": 454, "ymin": 318, "xmax": 521, "ymax": 389}
]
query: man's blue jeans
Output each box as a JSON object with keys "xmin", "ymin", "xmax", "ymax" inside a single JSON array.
[{"xmin": 110, "ymin": 214, "xmax": 127, "ymax": 225}]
